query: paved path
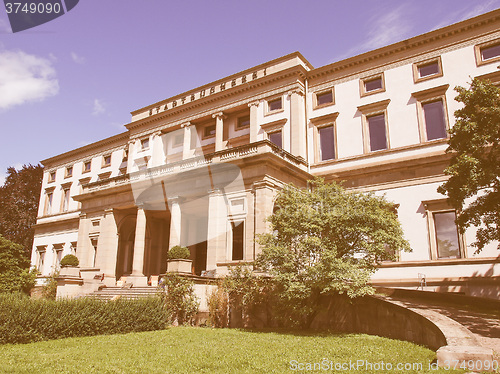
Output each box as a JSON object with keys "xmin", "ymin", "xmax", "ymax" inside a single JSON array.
[{"xmin": 384, "ymin": 294, "xmax": 500, "ymax": 360}]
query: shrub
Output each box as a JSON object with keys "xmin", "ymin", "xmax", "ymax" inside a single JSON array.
[
  {"xmin": 60, "ymin": 254, "xmax": 79, "ymax": 267},
  {"xmin": 167, "ymin": 245, "xmax": 190, "ymax": 260},
  {"xmin": 159, "ymin": 273, "xmax": 198, "ymax": 325},
  {"xmin": 207, "ymin": 285, "xmax": 229, "ymax": 328},
  {"xmin": 40, "ymin": 273, "xmax": 58, "ymax": 300},
  {"xmin": 0, "ymin": 293, "xmax": 171, "ymax": 344},
  {"xmin": 0, "ymin": 235, "xmax": 36, "ymax": 295}
]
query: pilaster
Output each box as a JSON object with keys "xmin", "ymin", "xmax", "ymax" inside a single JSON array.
[
  {"xmin": 289, "ymin": 89, "xmax": 306, "ymax": 159},
  {"xmin": 212, "ymin": 112, "xmax": 227, "ymax": 152},
  {"xmin": 248, "ymin": 101, "xmax": 259, "ymax": 143},
  {"xmin": 206, "ymin": 189, "xmax": 228, "ymax": 271},
  {"xmin": 168, "ymin": 197, "xmax": 182, "ymax": 248}
]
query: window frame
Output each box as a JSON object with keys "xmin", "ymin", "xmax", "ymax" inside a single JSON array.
[
  {"xmin": 83, "ymin": 160, "xmax": 92, "ymax": 174},
  {"xmin": 313, "ymin": 87, "xmax": 335, "ymax": 109},
  {"xmin": 65, "ymin": 166, "xmax": 73, "ymax": 178},
  {"xmin": 265, "ymin": 96, "xmax": 284, "ymax": 115},
  {"xmin": 140, "ymin": 137, "xmax": 150, "ymax": 150},
  {"xmin": 423, "ymin": 199, "xmax": 466, "ymax": 260},
  {"xmin": 48, "ymin": 171, "xmax": 56, "ymax": 183},
  {"xmin": 357, "ymin": 99, "xmax": 391, "ymax": 153},
  {"xmin": 202, "ymin": 124, "xmax": 216, "ymax": 139},
  {"xmin": 310, "ymin": 112, "xmax": 339, "ymax": 163},
  {"xmin": 236, "ymin": 115, "xmax": 250, "ymax": 130},
  {"xmin": 359, "ymin": 73, "xmax": 385, "ymax": 97},
  {"xmin": 61, "ymin": 184, "xmax": 71, "ymax": 212},
  {"xmin": 44, "ymin": 188, "xmax": 55, "ymax": 216},
  {"xmin": 267, "ymin": 129, "xmax": 283, "ymax": 148},
  {"xmin": 230, "ymin": 220, "xmax": 245, "ymax": 261},
  {"xmin": 102, "ymin": 154, "xmax": 112, "ymax": 168},
  {"xmin": 412, "ymin": 56, "xmax": 443, "ymax": 83},
  {"xmin": 411, "ymin": 84, "xmax": 450, "ymax": 143},
  {"xmin": 475, "ymin": 39, "xmax": 500, "ymax": 66}
]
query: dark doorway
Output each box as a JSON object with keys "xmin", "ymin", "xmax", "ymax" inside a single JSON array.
[
  {"xmin": 194, "ymin": 240, "xmax": 207, "ymax": 276},
  {"xmin": 116, "ymin": 216, "xmax": 136, "ymax": 280}
]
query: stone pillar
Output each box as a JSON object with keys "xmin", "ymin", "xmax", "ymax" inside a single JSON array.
[
  {"xmin": 151, "ymin": 131, "xmax": 163, "ymax": 167},
  {"xmin": 206, "ymin": 189, "xmax": 227, "ymax": 271},
  {"xmin": 182, "ymin": 122, "xmax": 192, "ymax": 160},
  {"xmin": 252, "ymin": 181, "xmax": 276, "ymax": 258},
  {"xmin": 130, "ymin": 205, "xmax": 147, "ymax": 286},
  {"xmin": 76, "ymin": 213, "xmax": 92, "ymax": 268},
  {"xmin": 96, "ymin": 208, "xmax": 119, "ymax": 286},
  {"xmin": 212, "ymin": 112, "xmax": 226, "ymax": 152},
  {"xmin": 126, "ymin": 140, "xmax": 136, "ymax": 172},
  {"xmin": 168, "ymin": 197, "xmax": 182, "ymax": 248},
  {"xmin": 248, "ymin": 101, "xmax": 259, "ymax": 143},
  {"xmin": 289, "ymin": 89, "xmax": 306, "ymax": 159}
]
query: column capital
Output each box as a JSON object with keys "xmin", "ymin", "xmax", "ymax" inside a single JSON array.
[
  {"xmin": 288, "ymin": 88, "xmax": 305, "ymax": 97},
  {"xmin": 181, "ymin": 121, "xmax": 192, "ymax": 128},
  {"xmin": 167, "ymin": 196, "xmax": 184, "ymax": 205},
  {"xmin": 79, "ymin": 213, "xmax": 87, "ymax": 219},
  {"xmin": 152, "ymin": 130, "xmax": 162, "ymax": 138},
  {"xmin": 248, "ymin": 100, "xmax": 260, "ymax": 108},
  {"xmin": 212, "ymin": 111, "xmax": 226, "ymax": 119}
]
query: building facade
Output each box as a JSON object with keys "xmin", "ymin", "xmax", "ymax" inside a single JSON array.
[{"xmin": 32, "ymin": 10, "xmax": 500, "ymax": 297}]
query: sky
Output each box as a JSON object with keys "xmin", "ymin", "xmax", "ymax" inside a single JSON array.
[{"xmin": 0, "ymin": 0, "xmax": 500, "ymax": 184}]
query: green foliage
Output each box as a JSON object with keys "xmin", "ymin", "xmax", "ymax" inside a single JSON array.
[
  {"xmin": 0, "ymin": 235, "xmax": 37, "ymax": 295},
  {"xmin": 256, "ymin": 179, "xmax": 410, "ymax": 328},
  {"xmin": 40, "ymin": 273, "xmax": 58, "ymax": 300},
  {"xmin": 438, "ymin": 78, "xmax": 500, "ymax": 251},
  {"xmin": 0, "ymin": 164, "xmax": 43, "ymax": 256},
  {"xmin": 160, "ymin": 273, "xmax": 199, "ymax": 325},
  {"xmin": 60, "ymin": 254, "xmax": 79, "ymax": 267},
  {"xmin": 207, "ymin": 284, "xmax": 229, "ymax": 327},
  {"xmin": 167, "ymin": 245, "xmax": 190, "ymax": 260},
  {"xmin": 0, "ymin": 293, "xmax": 170, "ymax": 344}
]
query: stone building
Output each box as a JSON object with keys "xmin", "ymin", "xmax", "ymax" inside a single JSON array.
[{"xmin": 32, "ymin": 9, "xmax": 500, "ymax": 298}]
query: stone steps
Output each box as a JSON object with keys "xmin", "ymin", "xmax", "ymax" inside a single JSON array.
[{"xmin": 90, "ymin": 286, "xmax": 162, "ymax": 301}]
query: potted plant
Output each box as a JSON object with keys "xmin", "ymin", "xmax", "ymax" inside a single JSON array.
[
  {"xmin": 166, "ymin": 245, "xmax": 192, "ymax": 274},
  {"xmin": 59, "ymin": 254, "xmax": 80, "ymax": 277}
]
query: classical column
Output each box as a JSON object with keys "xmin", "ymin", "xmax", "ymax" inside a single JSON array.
[
  {"xmin": 97, "ymin": 208, "xmax": 118, "ymax": 286},
  {"xmin": 151, "ymin": 130, "xmax": 163, "ymax": 167},
  {"xmin": 126, "ymin": 140, "xmax": 136, "ymax": 172},
  {"xmin": 212, "ymin": 112, "xmax": 226, "ymax": 152},
  {"xmin": 289, "ymin": 89, "xmax": 306, "ymax": 159},
  {"xmin": 130, "ymin": 205, "xmax": 147, "ymax": 286},
  {"xmin": 252, "ymin": 181, "xmax": 276, "ymax": 258},
  {"xmin": 182, "ymin": 122, "xmax": 192, "ymax": 160},
  {"xmin": 206, "ymin": 189, "xmax": 227, "ymax": 271},
  {"xmin": 168, "ymin": 197, "xmax": 182, "ymax": 248},
  {"xmin": 248, "ymin": 101, "xmax": 259, "ymax": 143},
  {"xmin": 76, "ymin": 213, "xmax": 91, "ymax": 268}
]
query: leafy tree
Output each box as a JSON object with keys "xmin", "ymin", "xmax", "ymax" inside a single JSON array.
[
  {"xmin": 438, "ymin": 78, "xmax": 500, "ymax": 251},
  {"xmin": 0, "ymin": 164, "xmax": 43, "ymax": 256},
  {"xmin": 256, "ymin": 179, "xmax": 410, "ymax": 328},
  {"xmin": 0, "ymin": 235, "xmax": 37, "ymax": 294}
]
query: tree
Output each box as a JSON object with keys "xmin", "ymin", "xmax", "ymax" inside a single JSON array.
[
  {"xmin": 0, "ymin": 235, "xmax": 37, "ymax": 294},
  {"xmin": 256, "ymin": 179, "xmax": 410, "ymax": 328},
  {"xmin": 437, "ymin": 78, "xmax": 500, "ymax": 252},
  {"xmin": 0, "ymin": 164, "xmax": 43, "ymax": 256}
]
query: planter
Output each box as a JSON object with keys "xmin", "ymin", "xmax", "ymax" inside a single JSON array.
[
  {"xmin": 167, "ymin": 259, "xmax": 193, "ymax": 274},
  {"xmin": 59, "ymin": 266, "xmax": 80, "ymax": 277}
]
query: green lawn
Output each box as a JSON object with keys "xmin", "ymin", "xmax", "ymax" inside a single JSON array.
[{"xmin": 0, "ymin": 327, "xmax": 463, "ymax": 373}]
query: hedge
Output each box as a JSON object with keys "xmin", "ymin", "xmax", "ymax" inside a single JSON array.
[{"xmin": 0, "ymin": 293, "xmax": 171, "ymax": 344}]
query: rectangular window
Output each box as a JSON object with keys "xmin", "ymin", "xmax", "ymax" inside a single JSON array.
[
  {"xmin": 236, "ymin": 115, "xmax": 250, "ymax": 130},
  {"xmin": 141, "ymin": 138, "xmax": 150, "ymax": 150},
  {"xmin": 481, "ymin": 43, "xmax": 500, "ymax": 61},
  {"xmin": 315, "ymin": 90, "xmax": 334, "ymax": 107},
  {"xmin": 55, "ymin": 249, "xmax": 63, "ymax": 269},
  {"xmin": 423, "ymin": 100, "xmax": 447, "ymax": 140},
  {"xmin": 364, "ymin": 78, "xmax": 383, "ymax": 92},
  {"xmin": 418, "ymin": 62, "xmax": 439, "ymax": 78},
  {"xmin": 433, "ymin": 211, "xmax": 461, "ymax": 259},
  {"xmin": 62, "ymin": 188, "xmax": 70, "ymax": 212},
  {"xmin": 65, "ymin": 166, "xmax": 73, "ymax": 178},
  {"xmin": 268, "ymin": 98, "xmax": 282, "ymax": 112},
  {"xmin": 37, "ymin": 250, "xmax": 45, "ymax": 271},
  {"xmin": 367, "ymin": 114, "xmax": 388, "ymax": 151},
  {"xmin": 231, "ymin": 221, "xmax": 244, "ymax": 261},
  {"xmin": 268, "ymin": 130, "xmax": 282, "ymax": 148},
  {"xmin": 173, "ymin": 133, "xmax": 184, "ymax": 146},
  {"xmin": 48, "ymin": 171, "xmax": 56, "ymax": 183},
  {"xmin": 102, "ymin": 155, "xmax": 111, "ymax": 167},
  {"xmin": 318, "ymin": 125, "xmax": 335, "ymax": 161},
  {"xmin": 475, "ymin": 40, "xmax": 500, "ymax": 66},
  {"xmin": 44, "ymin": 192, "xmax": 53, "ymax": 215},
  {"xmin": 360, "ymin": 73, "xmax": 385, "ymax": 97},
  {"xmin": 83, "ymin": 161, "xmax": 91, "ymax": 173},
  {"xmin": 203, "ymin": 125, "xmax": 216, "ymax": 139}
]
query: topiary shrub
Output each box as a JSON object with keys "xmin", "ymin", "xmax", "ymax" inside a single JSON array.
[
  {"xmin": 60, "ymin": 254, "xmax": 79, "ymax": 267},
  {"xmin": 167, "ymin": 245, "xmax": 190, "ymax": 260}
]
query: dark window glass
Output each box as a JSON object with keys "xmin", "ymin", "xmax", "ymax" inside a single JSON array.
[
  {"xmin": 84, "ymin": 162, "xmax": 91, "ymax": 172},
  {"xmin": 481, "ymin": 44, "xmax": 500, "ymax": 61},
  {"xmin": 204, "ymin": 125, "xmax": 216, "ymax": 138},
  {"xmin": 232, "ymin": 221, "xmax": 244, "ymax": 261},
  {"xmin": 423, "ymin": 100, "xmax": 447, "ymax": 140},
  {"xmin": 319, "ymin": 125, "xmax": 335, "ymax": 160},
  {"xmin": 141, "ymin": 138, "xmax": 150, "ymax": 149},
  {"xmin": 268, "ymin": 98, "xmax": 282, "ymax": 111},
  {"xmin": 364, "ymin": 78, "xmax": 383, "ymax": 92},
  {"xmin": 433, "ymin": 211, "xmax": 461, "ymax": 259},
  {"xmin": 418, "ymin": 62, "xmax": 439, "ymax": 77},
  {"xmin": 104, "ymin": 155, "xmax": 111, "ymax": 166},
  {"xmin": 269, "ymin": 131, "xmax": 282, "ymax": 148},
  {"xmin": 49, "ymin": 172, "xmax": 56, "ymax": 181},
  {"xmin": 237, "ymin": 116, "xmax": 250, "ymax": 129},
  {"xmin": 66, "ymin": 167, "xmax": 73, "ymax": 177},
  {"xmin": 316, "ymin": 91, "xmax": 333, "ymax": 106},
  {"xmin": 367, "ymin": 114, "xmax": 387, "ymax": 151}
]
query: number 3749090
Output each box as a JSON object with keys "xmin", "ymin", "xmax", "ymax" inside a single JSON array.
[{"xmin": 5, "ymin": 2, "xmax": 62, "ymax": 14}]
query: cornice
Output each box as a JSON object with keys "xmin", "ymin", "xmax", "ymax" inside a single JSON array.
[{"xmin": 307, "ymin": 9, "xmax": 500, "ymax": 81}]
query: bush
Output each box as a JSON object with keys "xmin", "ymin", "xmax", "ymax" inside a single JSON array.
[
  {"xmin": 0, "ymin": 235, "xmax": 36, "ymax": 295},
  {"xmin": 40, "ymin": 273, "xmax": 58, "ymax": 300},
  {"xmin": 207, "ymin": 285, "xmax": 229, "ymax": 328},
  {"xmin": 167, "ymin": 245, "xmax": 190, "ymax": 260},
  {"xmin": 159, "ymin": 273, "xmax": 198, "ymax": 325},
  {"xmin": 60, "ymin": 254, "xmax": 79, "ymax": 267},
  {"xmin": 0, "ymin": 293, "xmax": 171, "ymax": 344}
]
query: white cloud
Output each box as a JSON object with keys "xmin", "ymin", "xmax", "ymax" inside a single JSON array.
[
  {"xmin": 0, "ymin": 49, "xmax": 59, "ymax": 110},
  {"xmin": 432, "ymin": 1, "xmax": 500, "ymax": 30},
  {"xmin": 334, "ymin": 4, "xmax": 413, "ymax": 61},
  {"xmin": 92, "ymin": 99, "xmax": 105, "ymax": 115},
  {"xmin": 70, "ymin": 52, "xmax": 85, "ymax": 64}
]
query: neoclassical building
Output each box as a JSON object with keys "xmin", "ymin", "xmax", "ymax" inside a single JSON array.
[{"xmin": 32, "ymin": 9, "xmax": 500, "ymax": 297}]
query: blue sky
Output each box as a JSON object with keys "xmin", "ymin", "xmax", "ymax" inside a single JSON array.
[{"xmin": 1, "ymin": 0, "xmax": 499, "ymax": 183}]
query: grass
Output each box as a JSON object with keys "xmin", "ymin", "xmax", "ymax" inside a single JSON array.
[{"xmin": 0, "ymin": 327, "xmax": 464, "ymax": 374}]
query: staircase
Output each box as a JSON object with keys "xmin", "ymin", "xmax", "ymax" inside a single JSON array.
[{"xmin": 90, "ymin": 286, "xmax": 162, "ymax": 300}]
